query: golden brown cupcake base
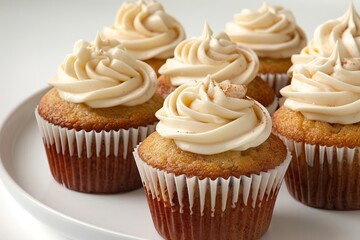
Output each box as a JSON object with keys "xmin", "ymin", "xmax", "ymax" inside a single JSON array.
[
  {"xmin": 156, "ymin": 75, "xmax": 276, "ymax": 111},
  {"xmin": 145, "ymin": 188, "xmax": 278, "ymax": 240},
  {"xmin": 144, "ymin": 58, "xmax": 167, "ymax": 76},
  {"xmin": 273, "ymin": 107, "xmax": 360, "ymax": 210},
  {"xmin": 38, "ymin": 88, "xmax": 163, "ymax": 132},
  {"xmin": 247, "ymin": 76, "xmax": 276, "ymax": 107},
  {"xmin": 36, "ymin": 88, "xmax": 162, "ymax": 194},
  {"xmin": 259, "ymin": 57, "xmax": 292, "ymax": 74},
  {"xmin": 273, "ymin": 106, "xmax": 360, "ymax": 147},
  {"xmin": 139, "ymin": 132, "xmax": 287, "ymax": 179}
]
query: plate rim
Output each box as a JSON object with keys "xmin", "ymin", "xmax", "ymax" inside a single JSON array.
[{"xmin": 0, "ymin": 87, "xmax": 148, "ymax": 240}]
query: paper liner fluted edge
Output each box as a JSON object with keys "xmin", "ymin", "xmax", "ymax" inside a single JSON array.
[
  {"xmin": 259, "ymin": 73, "xmax": 288, "ymax": 97},
  {"xmin": 133, "ymin": 146, "xmax": 291, "ymax": 215},
  {"xmin": 35, "ymin": 108, "xmax": 157, "ymax": 160},
  {"xmin": 277, "ymin": 134, "xmax": 360, "ymax": 168},
  {"xmin": 276, "ymin": 132, "xmax": 360, "ymax": 209}
]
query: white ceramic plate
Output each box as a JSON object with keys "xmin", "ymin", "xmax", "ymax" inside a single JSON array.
[{"xmin": 0, "ymin": 88, "xmax": 359, "ymax": 240}]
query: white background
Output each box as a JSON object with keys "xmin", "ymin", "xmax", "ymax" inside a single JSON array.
[{"xmin": 0, "ymin": 0, "xmax": 356, "ymax": 239}]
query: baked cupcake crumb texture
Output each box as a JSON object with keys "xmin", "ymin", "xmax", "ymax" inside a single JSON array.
[
  {"xmin": 138, "ymin": 132, "xmax": 287, "ymax": 179},
  {"xmin": 38, "ymin": 88, "xmax": 162, "ymax": 132}
]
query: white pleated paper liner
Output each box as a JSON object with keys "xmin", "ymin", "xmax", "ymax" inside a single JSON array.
[
  {"xmin": 35, "ymin": 108, "xmax": 156, "ymax": 193},
  {"xmin": 258, "ymin": 73, "xmax": 289, "ymax": 97},
  {"xmin": 133, "ymin": 146, "xmax": 291, "ymax": 240},
  {"xmin": 278, "ymin": 134, "xmax": 360, "ymax": 210},
  {"xmin": 266, "ymin": 96, "xmax": 278, "ymax": 116}
]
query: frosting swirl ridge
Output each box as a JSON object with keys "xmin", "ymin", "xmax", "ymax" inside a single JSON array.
[
  {"xmin": 225, "ymin": 2, "xmax": 306, "ymax": 58},
  {"xmin": 49, "ymin": 34, "xmax": 157, "ymax": 108},
  {"xmin": 292, "ymin": 3, "xmax": 360, "ymax": 66},
  {"xmin": 156, "ymin": 76, "xmax": 271, "ymax": 155},
  {"xmin": 101, "ymin": 0, "xmax": 185, "ymax": 60},
  {"xmin": 159, "ymin": 23, "xmax": 259, "ymax": 86},
  {"xmin": 282, "ymin": 42, "xmax": 360, "ymax": 124}
]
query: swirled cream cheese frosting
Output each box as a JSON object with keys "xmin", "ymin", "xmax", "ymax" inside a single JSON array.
[
  {"xmin": 101, "ymin": 0, "xmax": 185, "ymax": 60},
  {"xmin": 292, "ymin": 3, "xmax": 360, "ymax": 66},
  {"xmin": 281, "ymin": 42, "xmax": 360, "ymax": 124},
  {"xmin": 49, "ymin": 34, "xmax": 157, "ymax": 108},
  {"xmin": 225, "ymin": 2, "xmax": 306, "ymax": 58},
  {"xmin": 159, "ymin": 23, "xmax": 259, "ymax": 87},
  {"xmin": 155, "ymin": 76, "xmax": 272, "ymax": 155}
]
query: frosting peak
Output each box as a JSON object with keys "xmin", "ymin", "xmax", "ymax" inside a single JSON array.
[
  {"xmin": 202, "ymin": 22, "xmax": 213, "ymax": 39},
  {"xmin": 49, "ymin": 34, "xmax": 157, "ymax": 108},
  {"xmin": 101, "ymin": 0, "xmax": 185, "ymax": 60},
  {"xmin": 292, "ymin": 3, "xmax": 360, "ymax": 66},
  {"xmin": 282, "ymin": 42, "xmax": 360, "ymax": 124},
  {"xmin": 156, "ymin": 76, "xmax": 272, "ymax": 155},
  {"xmin": 225, "ymin": 2, "xmax": 306, "ymax": 58},
  {"xmin": 159, "ymin": 23, "xmax": 259, "ymax": 87}
]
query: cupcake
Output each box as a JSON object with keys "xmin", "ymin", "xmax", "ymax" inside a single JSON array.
[
  {"xmin": 225, "ymin": 2, "xmax": 307, "ymax": 96},
  {"xmin": 134, "ymin": 76, "xmax": 291, "ymax": 240},
  {"xmin": 101, "ymin": 0, "xmax": 185, "ymax": 75},
  {"xmin": 35, "ymin": 34, "xmax": 162, "ymax": 193},
  {"xmin": 291, "ymin": 3, "xmax": 360, "ymax": 67},
  {"xmin": 157, "ymin": 23, "xmax": 278, "ymax": 114},
  {"xmin": 273, "ymin": 42, "xmax": 360, "ymax": 210}
]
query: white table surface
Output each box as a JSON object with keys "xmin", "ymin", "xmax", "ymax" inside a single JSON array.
[{"xmin": 0, "ymin": 0, "xmax": 354, "ymax": 239}]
